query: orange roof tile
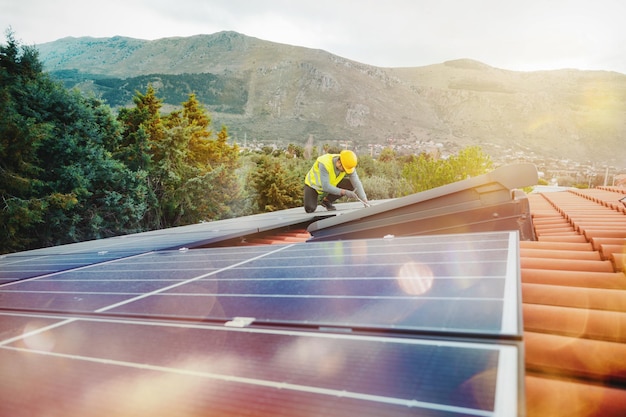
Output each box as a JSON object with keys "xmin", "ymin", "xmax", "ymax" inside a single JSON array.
[
  {"xmin": 525, "ymin": 374, "xmax": 626, "ymax": 417},
  {"xmin": 525, "ymin": 189, "xmax": 626, "ymax": 417}
]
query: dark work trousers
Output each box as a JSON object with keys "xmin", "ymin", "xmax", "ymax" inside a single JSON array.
[{"xmin": 303, "ymin": 178, "xmax": 354, "ymax": 213}]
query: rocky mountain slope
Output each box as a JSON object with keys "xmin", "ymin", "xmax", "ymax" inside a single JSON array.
[{"xmin": 36, "ymin": 31, "xmax": 626, "ymax": 166}]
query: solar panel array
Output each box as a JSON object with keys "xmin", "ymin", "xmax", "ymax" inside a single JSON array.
[
  {"xmin": 0, "ymin": 205, "xmax": 334, "ymax": 284},
  {"xmin": 0, "ymin": 230, "xmax": 523, "ymax": 416}
]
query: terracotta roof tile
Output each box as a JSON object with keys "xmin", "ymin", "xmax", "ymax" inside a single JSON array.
[
  {"xmin": 523, "ymin": 303, "xmax": 626, "ymax": 342},
  {"xmin": 590, "ymin": 237, "xmax": 626, "ymax": 251},
  {"xmin": 523, "ymin": 283, "xmax": 626, "ymax": 312},
  {"xmin": 525, "ymin": 331, "xmax": 626, "ymax": 381},
  {"xmin": 525, "ymin": 374, "xmax": 626, "ymax": 417},
  {"xmin": 599, "ymin": 244, "xmax": 626, "ymax": 260},
  {"xmin": 225, "ymin": 228, "xmax": 312, "ymax": 246},
  {"xmin": 525, "ymin": 190, "xmax": 626, "ymax": 417},
  {"xmin": 612, "ymin": 253, "xmax": 626, "ymax": 272},
  {"xmin": 538, "ymin": 234, "xmax": 590, "ymax": 243},
  {"xmin": 522, "ymin": 269, "xmax": 626, "ymax": 289},
  {"xmin": 521, "ymin": 257, "xmax": 614, "ymax": 272},
  {"xmin": 520, "ymin": 248, "xmax": 602, "ymax": 260},
  {"xmin": 520, "ymin": 240, "xmax": 593, "ymax": 251},
  {"xmin": 571, "ymin": 188, "xmax": 626, "ymax": 213}
]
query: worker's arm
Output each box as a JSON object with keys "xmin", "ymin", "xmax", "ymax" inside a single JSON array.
[{"xmin": 348, "ymin": 170, "xmax": 368, "ymax": 202}]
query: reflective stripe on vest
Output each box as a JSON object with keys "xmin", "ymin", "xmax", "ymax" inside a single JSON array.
[{"xmin": 305, "ymin": 154, "xmax": 346, "ymax": 194}]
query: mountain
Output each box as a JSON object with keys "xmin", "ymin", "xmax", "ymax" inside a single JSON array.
[{"xmin": 36, "ymin": 31, "xmax": 626, "ymax": 167}]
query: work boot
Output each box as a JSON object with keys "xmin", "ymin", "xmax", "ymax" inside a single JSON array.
[{"xmin": 321, "ymin": 198, "xmax": 336, "ymax": 211}]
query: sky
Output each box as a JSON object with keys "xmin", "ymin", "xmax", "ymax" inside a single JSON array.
[{"xmin": 2, "ymin": 0, "xmax": 625, "ymax": 74}]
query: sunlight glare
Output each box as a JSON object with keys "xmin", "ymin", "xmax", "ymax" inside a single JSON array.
[{"xmin": 397, "ymin": 261, "xmax": 434, "ymax": 296}]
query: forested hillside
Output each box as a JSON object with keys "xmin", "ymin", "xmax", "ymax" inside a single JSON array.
[{"xmin": 51, "ymin": 69, "xmax": 248, "ymax": 112}]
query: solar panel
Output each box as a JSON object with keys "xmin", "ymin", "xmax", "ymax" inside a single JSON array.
[
  {"xmin": 0, "ymin": 312, "xmax": 519, "ymax": 416},
  {"xmin": 0, "ymin": 230, "xmax": 523, "ymax": 416},
  {"xmin": 0, "ymin": 250, "xmax": 146, "ymax": 283},
  {"xmin": 0, "ymin": 206, "xmax": 334, "ymax": 284},
  {"xmin": 2, "ymin": 232, "xmax": 521, "ymax": 337}
]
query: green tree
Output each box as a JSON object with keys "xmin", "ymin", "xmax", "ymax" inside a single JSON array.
[
  {"xmin": 116, "ymin": 85, "xmax": 165, "ymax": 228},
  {"xmin": 354, "ymin": 153, "xmax": 376, "ymax": 177},
  {"xmin": 116, "ymin": 84, "xmax": 164, "ymax": 171},
  {"xmin": 286, "ymin": 143, "xmax": 304, "ymax": 158},
  {"xmin": 361, "ymin": 155, "xmax": 412, "ymax": 199},
  {"xmin": 35, "ymin": 92, "xmax": 149, "ymax": 243},
  {"xmin": 166, "ymin": 95, "xmax": 241, "ymax": 223},
  {"xmin": 0, "ymin": 31, "xmax": 148, "ymax": 252},
  {"xmin": 447, "ymin": 146, "xmax": 493, "ymax": 181},
  {"xmin": 402, "ymin": 153, "xmax": 447, "ymax": 192},
  {"xmin": 401, "ymin": 146, "xmax": 493, "ymax": 194},
  {"xmin": 116, "ymin": 90, "xmax": 241, "ymax": 228},
  {"xmin": 0, "ymin": 32, "xmax": 47, "ymax": 251},
  {"xmin": 167, "ymin": 93, "xmax": 213, "ymax": 168},
  {"xmin": 377, "ymin": 147, "xmax": 396, "ymax": 163},
  {"xmin": 249, "ymin": 154, "xmax": 303, "ymax": 212}
]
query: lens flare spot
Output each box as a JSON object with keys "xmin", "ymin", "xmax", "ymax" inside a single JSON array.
[
  {"xmin": 22, "ymin": 322, "xmax": 56, "ymax": 352},
  {"xmin": 397, "ymin": 262, "xmax": 434, "ymax": 295}
]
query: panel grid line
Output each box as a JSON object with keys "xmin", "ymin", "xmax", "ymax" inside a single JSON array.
[
  {"xmin": 95, "ymin": 244, "xmax": 295, "ymax": 313},
  {"xmin": 0, "ymin": 343, "xmax": 496, "ymax": 417},
  {"xmin": 0, "ymin": 251, "xmax": 155, "ymax": 287}
]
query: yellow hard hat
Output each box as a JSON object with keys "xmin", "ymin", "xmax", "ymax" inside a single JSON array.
[{"xmin": 339, "ymin": 150, "xmax": 357, "ymax": 174}]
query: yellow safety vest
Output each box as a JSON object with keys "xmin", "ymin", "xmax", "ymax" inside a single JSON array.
[{"xmin": 305, "ymin": 154, "xmax": 346, "ymax": 194}]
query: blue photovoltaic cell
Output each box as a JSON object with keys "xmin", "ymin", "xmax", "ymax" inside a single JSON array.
[
  {"xmin": 0, "ymin": 206, "xmax": 327, "ymax": 284},
  {"xmin": 106, "ymin": 232, "xmax": 521, "ymax": 337},
  {"xmin": 0, "ymin": 250, "xmax": 140, "ymax": 282},
  {"xmin": 0, "ymin": 230, "xmax": 522, "ymax": 416},
  {"xmin": 0, "ymin": 313, "xmax": 519, "ymax": 416},
  {"xmin": 1, "ymin": 232, "xmax": 520, "ymax": 336}
]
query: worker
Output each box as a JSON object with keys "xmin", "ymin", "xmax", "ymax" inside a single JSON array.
[{"xmin": 304, "ymin": 150, "xmax": 368, "ymax": 213}]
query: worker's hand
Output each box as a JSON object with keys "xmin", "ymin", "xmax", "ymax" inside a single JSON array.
[{"xmin": 343, "ymin": 190, "xmax": 358, "ymax": 199}]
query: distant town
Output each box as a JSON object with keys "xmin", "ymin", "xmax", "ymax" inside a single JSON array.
[
  {"xmin": 389, "ymin": 139, "xmax": 626, "ymax": 188},
  {"xmin": 241, "ymin": 137, "xmax": 626, "ymax": 189}
]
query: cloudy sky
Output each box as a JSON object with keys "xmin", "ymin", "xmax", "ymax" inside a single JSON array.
[{"xmin": 2, "ymin": 0, "xmax": 625, "ymax": 74}]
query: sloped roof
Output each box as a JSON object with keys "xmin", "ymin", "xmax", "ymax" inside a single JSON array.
[
  {"xmin": 240, "ymin": 186, "xmax": 626, "ymax": 416},
  {"xmin": 2, "ymin": 165, "xmax": 625, "ymax": 416},
  {"xmin": 201, "ymin": 172, "xmax": 626, "ymax": 415},
  {"xmin": 522, "ymin": 186, "xmax": 626, "ymax": 417}
]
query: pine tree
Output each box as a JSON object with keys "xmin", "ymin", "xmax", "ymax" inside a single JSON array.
[
  {"xmin": 183, "ymin": 93, "xmax": 213, "ymax": 167},
  {"xmin": 116, "ymin": 90, "xmax": 242, "ymax": 228},
  {"xmin": 1, "ymin": 31, "xmax": 148, "ymax": 252},
  {"xmin": 170, "ymin": 95, "xmax": 241, "ymax": 224},
  {"xmin": 249, "ymin": 154, "xmax": 302, "ymax": 212}
]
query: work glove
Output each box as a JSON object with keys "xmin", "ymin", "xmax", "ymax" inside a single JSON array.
[{"xmin": 343, "ymin": 190, "xmax": 358, "ymax": 199}]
